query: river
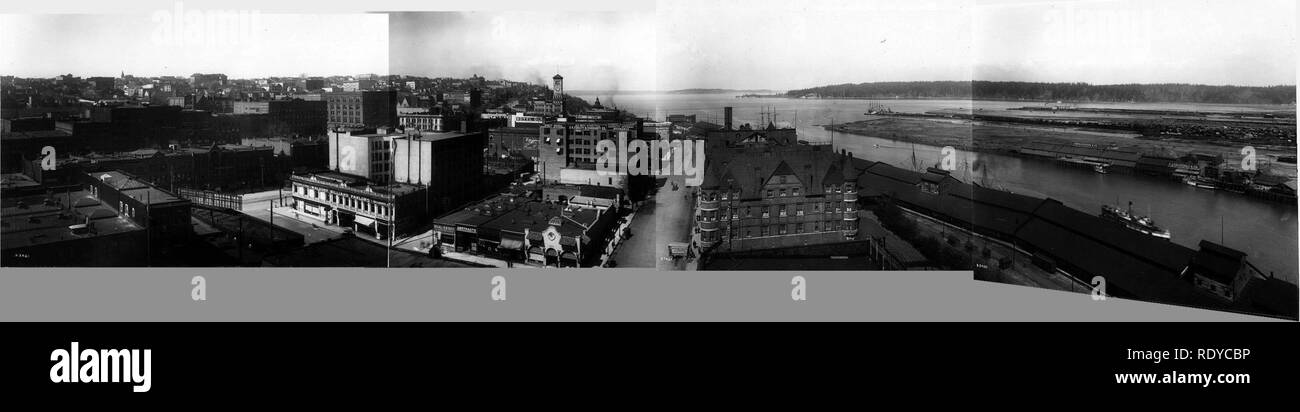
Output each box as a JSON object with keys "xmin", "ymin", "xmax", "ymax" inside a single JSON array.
[{"xmin": 576, "ymin": 92, "xmax": 1299, "ymax": 282}]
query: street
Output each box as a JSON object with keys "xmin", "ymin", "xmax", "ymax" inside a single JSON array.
[{"xmin": 608, "ymin": 177, "xmax": 696, "ymax": 270}]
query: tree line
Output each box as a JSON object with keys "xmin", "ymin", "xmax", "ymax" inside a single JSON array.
[{"xmin": 786, "ymin": 81, "xmax": 1296, "ymax": 104}]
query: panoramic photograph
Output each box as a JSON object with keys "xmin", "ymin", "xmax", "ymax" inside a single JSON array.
[{"xmin": 1, "ymin": 0, "xmax": 1295, "ymax": 321}]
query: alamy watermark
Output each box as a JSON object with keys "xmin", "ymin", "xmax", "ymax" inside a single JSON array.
[
  {"xmin": 151, "ymin": 2, "xmax": 263, "ymax": 46},
  {"xmin": 595, "ymin": 135, "xmax": 706, "ymax": 186}
]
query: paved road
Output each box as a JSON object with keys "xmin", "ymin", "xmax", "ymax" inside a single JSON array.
[
  {"xmin": 610, "ymin": 202, "xmax": 658, "ymax": 268},
  {"xmin": 610, "ymin": 176, "xmax": 695, "ymax": 271}
]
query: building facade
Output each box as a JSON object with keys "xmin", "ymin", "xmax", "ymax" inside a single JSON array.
[
  {"xmin": 288, "ymin": 171, "xmax": 426, "ymax": 239},
  {"xmin": 696, "ymin": 145, "xmax": 864, "ymax": 252},
  {"xmin": 326, "ymin": 90, "xmax": 397, "ymax": 131}
]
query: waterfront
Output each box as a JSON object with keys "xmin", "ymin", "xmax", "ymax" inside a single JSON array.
[{"xmin": 579, "ymin": 93, "xmax": 1299, "ymax": 283}]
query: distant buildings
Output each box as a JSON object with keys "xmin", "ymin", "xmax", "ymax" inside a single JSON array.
[
  {"xmin": 551, "ymin": 74, "xmax": 565, "ymax": 115},
  {"xmin": 24, "ymin": 143, "xmax": 288, "ymax": 193},
  {"xmin": 398, "ymin": 114, "xmax": 446, "ymax": 132}
]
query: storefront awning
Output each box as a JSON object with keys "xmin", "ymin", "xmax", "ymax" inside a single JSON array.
[
  {"xmin": 500, "ymin": 238, "xmax": 524, "ymax": 251},
  {"xmin": 354, "ymin": 215, "xmax": 375, "ymax": 226}
]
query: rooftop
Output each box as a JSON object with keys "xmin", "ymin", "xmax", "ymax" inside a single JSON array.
[
  {"xmin": 91, "ymin": 171, "xmax": 186, "ymax": 205},
  {"xmin": 2, "ymin": 190, "xmax": 143, "ymax": 249}
]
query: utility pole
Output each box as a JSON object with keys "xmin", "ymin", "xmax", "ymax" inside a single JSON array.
[{"xmin": 146, "ymin": 191, "xmax": 152, "ymax": 267}]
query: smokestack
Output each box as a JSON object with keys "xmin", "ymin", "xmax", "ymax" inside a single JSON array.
[{"xmin": 724, "ymin": 107, "xmax": 733, "ymax": 130}]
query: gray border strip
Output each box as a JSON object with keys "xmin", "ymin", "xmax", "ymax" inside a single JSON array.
[{"xmin": 0, "ymin": 268, "xmax": 1279, "ymax": 321}]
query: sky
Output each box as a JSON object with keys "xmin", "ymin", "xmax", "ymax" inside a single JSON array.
[
  {"xmin": 2, "ymin": 0, "xmax": 1295, "ymax": 89},
  {"xmin": 655, "ymin": 0, "xmax": 975, "ymax": 91},
  {"xmin": 0, "ymin": 10, "xmax": 389, "ymax": 79},
  {"xmin": 387, "ymin": 11, "xmax": 658, "ymax": 91},
  {"xmin": 975, "ymin": 0, "xmax": 1296, "ymax": 87}
]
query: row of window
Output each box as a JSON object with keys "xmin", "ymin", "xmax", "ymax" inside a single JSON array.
[
  {"xmin": 700, "ymin": 202, "xmax": 855, "ymax": 220},
  {"xmin": 708, "ymin": 220, "xmax": 856, "ymax": 240},
  {"xmin": 294, "ymin": 185, "xmax": 391, "ymax": 216},
  {"xmin": 703, "ymin": 185, "xmax": 856, "ymax": 201}
]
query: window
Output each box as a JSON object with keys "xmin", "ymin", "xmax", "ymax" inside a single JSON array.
[
  {"xmin": 779, "ymin": 225, "xmax": 787, "ymax": 235},
  {"xmin": 779, "ymin": 205, "xmax": 787, "ymax": 217},
  {"xmin": 795, "ymin": 224, "xmax": 803, "ymax": 234},
  {"xmin": 761, "ymin": 226, "xmax": 769, "ymax": 236},
  {"xmin": 792, "ymin": 188, "xmax": 800, "ymax": 196},
  {"xmin": 779, "ymin": 189, "xmax": 786, "ymax": 197},
  {"xmin": 767, "ymin": 190, "xmax": 773, "ymax": 198},
  {"xmin": 745, "ymin": 208, "xmax": 752, "ymax": 218},
  {"xmin": 796, "ymin": 205, "xmax": 804, "ymax": 216}
]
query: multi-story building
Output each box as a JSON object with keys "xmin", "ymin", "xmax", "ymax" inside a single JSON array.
[
  {"xmin": 486, "ymin": 125, "xmax": 540, "ymax": 159},
  {"xmin": 2, "ymin": 185, "xmax": 148, "ymax": 266},
  {"xmin": 326, "ymin": 129, "xmax": 403, "ymax": 184},
  {"xmin": 233, "ymin": 101, "xmax": 271, "ymax": 114},
  {"xmin": 267, "ymin": 99, "xmax": 328, "ymax": 136},
  {"xmin": 390, "ymin": 130, "xmax": 486, "ymax": 215},
  {"xmin": 325, "ymin": 90, "xmax": 397, "ymax": 131},
  {"xmin": 341, "ymin": 79, "xmax": 377, "ymax": 91},
  {"xmin": 288, "ymin": 171, "xmax": 426, "ymax": 239},
  {"xmin": 537, "ymin": 123, "xmax": 639, "ymax": 186},
  {"xmin": 398, "ymin": 114, "xmax": 446, "ymax": 132},
  {"xmin": 294, "ymin": 127, "xmax": 486, "ymax": 238},
  {"xmin": 696, "ymin": 144, "xmax": 865, "ymax": 252},
  {"xmin": 3, "ymin": 170, "xmax": 196, "ymax": 266}
]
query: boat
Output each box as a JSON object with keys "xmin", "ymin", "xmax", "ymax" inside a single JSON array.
[
  {"xmin": 1100, "ymin": 202, "xmax": 1171, "ymax": 240},
  {"xmin": 1184, "ymin": 176, "xmax": 1218, "ymax": 189},
  {"xmin": 1093, "ymin": 164, "xmax": 1109, "ymax": 174}
]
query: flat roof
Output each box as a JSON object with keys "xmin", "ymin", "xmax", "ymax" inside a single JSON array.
[
  {"xmin": 2, "ymin": 191, "xmax": 143, "ymax": 249},
  {"xmin": 401, "ymin": 131, "xmax": 481, "ymax": 142},
  {"xmin": 0, "ymin": 173, "xmax": 41, "ymax": 190},
  {"xmin": 93, "ymin": 171, "xmax": 185, "ymax": 204}
]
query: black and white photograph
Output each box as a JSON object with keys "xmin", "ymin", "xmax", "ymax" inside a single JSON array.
[
  {"xmin": 0, "ymin": 0, "xmax": 1295, "ymax": 318},
  {"xmin": 3, "ymin": 0, "xmax": 1300, "ymax": 400}
]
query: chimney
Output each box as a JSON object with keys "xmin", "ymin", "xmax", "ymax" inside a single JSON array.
[{"xmin": 724, "ymin": 107, "xmax": 733, "ymax": 130}]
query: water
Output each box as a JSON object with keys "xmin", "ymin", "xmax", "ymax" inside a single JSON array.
[{"xmin": 579, "ymin": 93, "xmax": 1299, "ymax": 282}]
